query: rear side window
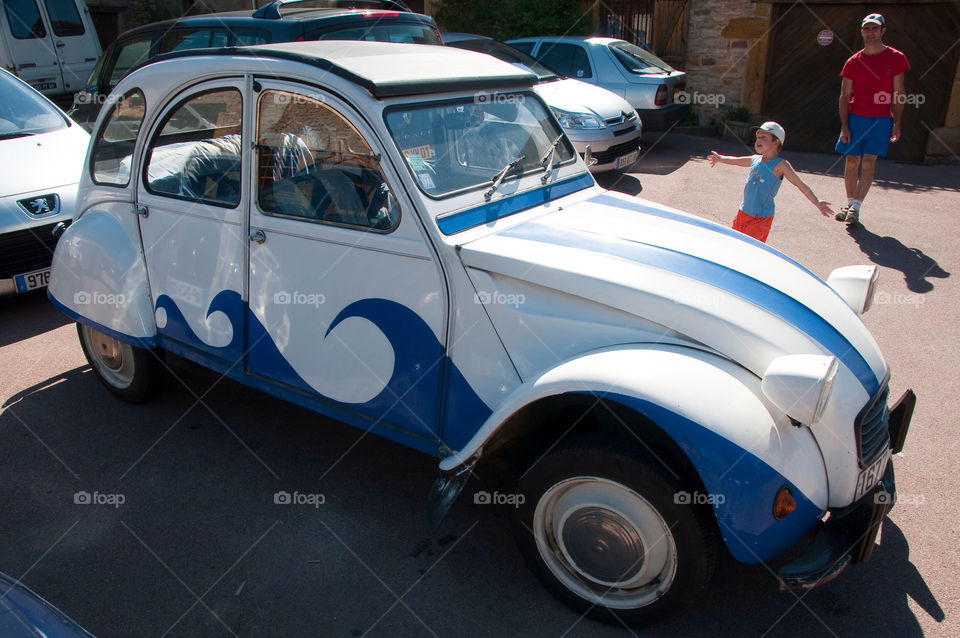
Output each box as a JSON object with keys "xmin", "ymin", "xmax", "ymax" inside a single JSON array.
[
  {"xmin": 44, "ymin": 0, "xmax": 84, "ymax": 37},
  {"xmin": 91, "ymin": 89, "xmax": 146, "ymax": 186},
  {"xmin": 4, "ymin": 0, "xmax": 46, "ymax": 39},
  {"xmin": 160, "ymin": 29, "xmax": 213, "ymax": 53},
  {"xmin": 310, "ymin": 22, "xmax": 441, "ymax": 44},
  {"xmin": 509, "ymin": 41, "xmax": 535, "ymax": 55},
  {"xmin": 231, "ymin": 28, "xmax": 270, "ymax": 46},
  {"xmin": 145, "ymin": 89, "xmax": 243, "ymax": 207},
  {"xmin": 537, "ymin": 43, "xmax": 592, "ymax": 79}
]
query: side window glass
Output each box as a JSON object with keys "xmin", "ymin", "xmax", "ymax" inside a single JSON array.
[
  {"xmin": 256, "ymin": 90, "xmax": 397, "ymax": 231},
  {"xmin": 538, "ymin": 43, "xmax": 592, "ymax": 79},
  {"xmin": 231, "ymin": 29, "xmax": 269, "ymax": 46},
  {"xmin": 211, "ymin": 29, "xmax": 229, "ymax": 48},
  {"xmin": 510, "ymin": 41, "xmax": 535, "ymax": 55},
  {"xmin": 91, "ymin": 89, "xmax": 146, "ymax": 186},
  {"xmin": 43, "ymin": 0, "xmax": 83, "ymax": 36},
  {"xmin": 145, "ymin": 89, "xmax": 242, "ymax": 207},
  {"xmin": 4, "ymin": 0, "xmax": 46, "ymax": 39},
  {"xmin": 160, "ymin": 29, "xmax": 213, "ymax": 53},
  {"xmin": 107, "ymin": 36, "xmax": 151, "ymax": 87}
]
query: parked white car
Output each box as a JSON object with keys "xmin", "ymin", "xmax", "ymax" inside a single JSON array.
[
  {"xmin": 49, "ymin": 41, "xmax": 913, "ymax": 625},
  {"xmin": 0, "ymin": 68, "xmax": 88, "ymax": 297},
  {"xmin": 507, "ymin": 36, "xmax": 687, "ymax": 130},
  {"xmin": 444, "ymin": 34, "xmax": 642, "ymax": 172}
]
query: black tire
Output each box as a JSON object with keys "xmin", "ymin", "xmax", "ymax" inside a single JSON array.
[
  {"xmin": 77, "ymin": 323, "xmax": 163, "ymax": 403},
  {"xmin": 513, "ymin": 436, "xmax": 720, "ymax": 626}
]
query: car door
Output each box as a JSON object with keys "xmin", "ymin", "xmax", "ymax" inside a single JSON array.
[
  {"xmin": 136, "ymin": 80, "xmax": 247, "ymax": 364},
  {"xmin": 2, "ymin": 0, "xmax": 61, "ymax": 92},
  {"xmin": 247, "ymin": 81, "xmax": 447, "ymax": 444},
  {"xmin": 40, "ymin": 0, "xmax": 98, "ymax": 93}
]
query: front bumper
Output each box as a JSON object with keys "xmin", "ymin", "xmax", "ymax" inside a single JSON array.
[{"xmin": 777, "ymin": 388, "xmax": 915, "ymax": 591}]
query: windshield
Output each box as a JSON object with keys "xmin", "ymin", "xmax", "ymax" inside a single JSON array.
[
  {"xmin": 0, "ymin": 71, "xmax": 70, "ymax": 140},
  {"xmin": 609, "ymin": 41, "xmax": 674, "ymax": 74},
  {"xmin": 385, "ymin": 93, "xmax": 575, "ymax": 198},
  {"xmin": 449, "ymin": 40, "xmax": 560, "ymax": 82}
]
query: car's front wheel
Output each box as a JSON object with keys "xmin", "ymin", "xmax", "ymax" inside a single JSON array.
[
  {"xmin": 77, "ymin": 323, "xmax": 162, "ymax": 402},
  {"xmin": 513, "ymin": 437, "xmax": 719, "ymax": 625}
]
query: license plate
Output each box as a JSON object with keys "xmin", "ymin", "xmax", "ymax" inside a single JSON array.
[
  {"xmin": 616, "ymin": 149, "xmax": 639, "ymax": 169},
  {"xmin": 854, "ymin": 449, "xmax": 891, "ymax": 501},
  {"xmin": 14, "ymin": 268, "xmax": 51, "ymax": 293},
  {"xmin": 32, "ymin": 82, "xmax": 58, "ymax": 91}
]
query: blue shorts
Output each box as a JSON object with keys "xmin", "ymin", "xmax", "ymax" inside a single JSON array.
[{"xmin": 835, "ymin": 113, "xmax": 893, "ymax": 157}]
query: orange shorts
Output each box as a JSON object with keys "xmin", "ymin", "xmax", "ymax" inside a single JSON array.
[{"xmin": 732, "ymin": 210, "xmax": 774, "ymax": 243}]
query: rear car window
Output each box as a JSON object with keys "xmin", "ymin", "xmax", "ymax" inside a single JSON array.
[{"xmin": 310, "ymin": 22, "xmax": 441, "ymax": 44}]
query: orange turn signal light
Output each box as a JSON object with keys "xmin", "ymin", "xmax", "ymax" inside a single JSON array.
[{"xmin": 773, "ymin": 486, "xmax": 797, "ymax": 519}]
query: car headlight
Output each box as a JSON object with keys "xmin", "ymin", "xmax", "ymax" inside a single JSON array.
[
  {"xmin": 553, "ymin": 108, "xmax": 604, "ymax": 130},
  {"xmin": 761, "ymin": 355, "xmax": 838, "ymax": 426},
  {"xmin": 826, "ymin": 265, "xmax": 879, "ymax": 314}
]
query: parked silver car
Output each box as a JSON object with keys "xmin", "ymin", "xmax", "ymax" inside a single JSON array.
[
  {"xmin": 506, "ymin": 36, "xmax": 687, "ymax": 130},
  {"xmin": 0, "ymin": 68, "xmax": 88, "ymax": 297},
  {"xmin": 445, "ymin": 34, "xmax": 643, "ymax": 172}
]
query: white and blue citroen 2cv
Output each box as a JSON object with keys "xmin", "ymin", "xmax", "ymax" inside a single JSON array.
[{"xmin": 48, "ymin": 41, "xmax": 914, "ymax": 624}]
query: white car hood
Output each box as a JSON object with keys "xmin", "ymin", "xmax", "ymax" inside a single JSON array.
[
  {"xmin": 458, "ymin": 190, "xmax": 888, "ymax": 396},
  {"xmin": 0, "ymin": 124, "xmax": 89, "ymax": 198},
  {"xmin": 533, "ymin": 78, "xmax": 635, "ymax": 120}
]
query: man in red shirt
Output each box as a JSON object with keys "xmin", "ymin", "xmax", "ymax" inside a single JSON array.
[{"xmin": 835, "ymin": 13, "xmax": 910, "ymax": 225}]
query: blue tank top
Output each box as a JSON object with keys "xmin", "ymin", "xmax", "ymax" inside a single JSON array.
[{"xmin": 740, "ymin": 155, "xmax": 782, "ymax": 218}]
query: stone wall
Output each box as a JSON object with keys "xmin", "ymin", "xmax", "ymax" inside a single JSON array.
[{"xmin": 684, "ymin": 0, "xmax": 772, "ymax": 124}]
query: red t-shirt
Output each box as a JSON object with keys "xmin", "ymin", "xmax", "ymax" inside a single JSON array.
[{"xmin": 841, "ymin": 46, "xmax": 910, "ymax": 117}]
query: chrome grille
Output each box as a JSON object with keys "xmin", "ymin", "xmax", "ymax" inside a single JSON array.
[{"xmin": 856, "ymin": 385, "xmax": 890, "ymax": 466}]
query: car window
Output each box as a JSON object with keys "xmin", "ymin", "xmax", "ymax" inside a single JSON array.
[
  {"xmin": 311, "ymin": 23, "xmax": 441, "ymax": 44},
  {"xmin": 609, "ymin": 41, "xmax": 674, "ymax": 74},
  {"xmin": 537, "ymin": 43, "xmax": 592, "ymax": 79},
  {"xmin": 450, "ymin": 40, "xmax": 559, "ymax": 82},
  {"xmin": 107, "ymin": 36, "xmax": 151, "ymax": 87},
  {"xmin": 385, "ymin": 93, "xmax": 575, "ymax": 198},
  {"xmin": 145, "ymin": 89, "xmax": 243, "ymax": 207},
  {"xmin": 43, "ymin": 0, "xmax": 84, "ymax": 37},
  {"xmin": 4, "ymin": 0, "xmax": 46, "ymax": 39},
  {"xmin": 230, "ymin": 28, "xmax": 270, "ymax": 46},
  {"xmin": 160, "ymin": 28, "xmax": 214, "ymax": 53},
  {"xmin": 508, "ymin": 41, "xmax": 535, "ymax": 55},
  {"xmin": 256, "ymin": 89, "xmax": 397, "ymax": 231},
  {"xmin": 211, "ymin": 28, "xmax": 229, "ymax": 48},
  {"xmin": 90, "ymin": 89, "xmax": 146, "ymax": 186},
  {"xmin": 0, "ymin": 69, "xmax": 69, "ymax": 139}
]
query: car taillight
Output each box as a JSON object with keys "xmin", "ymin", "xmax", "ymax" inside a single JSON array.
[{"xmin": 655, "ymin": 85, "xmax": 667, "ymax": 106}]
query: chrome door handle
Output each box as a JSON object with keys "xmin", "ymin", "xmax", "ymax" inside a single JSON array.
[{"xmin": 249, "ymin": 229, "xmax": 266, "ymax": 244}]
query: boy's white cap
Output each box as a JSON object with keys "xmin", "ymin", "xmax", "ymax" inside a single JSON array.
[
  {"xmin": 755, "ymin": 121, "xmax": 786, "ymax": 144},
  {"xmin": 861, "ymin": 13, "xmax": 885, "ymax": 27}
]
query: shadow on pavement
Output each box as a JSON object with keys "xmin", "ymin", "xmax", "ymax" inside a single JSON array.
[
  {"xmin": 846, "ymin": 224, "xmax": 950, "ymax": 292},
  {"xmin": 0, "ymin": 290, "xmax": 71, "ymax": 348}
]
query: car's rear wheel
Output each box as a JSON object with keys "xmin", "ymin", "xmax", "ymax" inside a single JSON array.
[
  {"xmin": 77, "ymin": 323, "xmax": 162, "ymax": 402},
  {"xmin": 513, "ymin": 437, "xmax": 719, "ymax": 625}
]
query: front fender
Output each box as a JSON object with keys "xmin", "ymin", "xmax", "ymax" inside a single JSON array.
[
  {"xmin": 436, "ymin": 345, "xmax": 829, "ymax": 563},
  {"xmin": 48, "ymin": 209, "xmax": 157, "ymax": 347}
]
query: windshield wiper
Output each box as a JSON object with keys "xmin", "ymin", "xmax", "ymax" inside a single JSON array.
[
  {"xmin": 484, "ymin": 154, "xmax": 525, "ymax": 201},
  {"xmin": 540, "ymin": 134, "xmax": 564, "ymax": 184}
]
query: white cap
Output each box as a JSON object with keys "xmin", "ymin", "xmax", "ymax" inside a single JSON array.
[
  {"xmin": 861, "ymin": 13, "xmax": 885, "ymax": 28},
  {"xmin": 755, "ymin": 121, "xmax": 786, "ymax": 144}
]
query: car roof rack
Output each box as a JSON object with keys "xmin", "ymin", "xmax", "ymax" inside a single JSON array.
[{"xmin": 252, "ymin": 0, "xmax": 412, "ymax": 20}]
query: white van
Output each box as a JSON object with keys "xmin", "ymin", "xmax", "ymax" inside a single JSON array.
[{"xmin": 0, "ymin": 0, "xmax": 101, "ymax": 97}]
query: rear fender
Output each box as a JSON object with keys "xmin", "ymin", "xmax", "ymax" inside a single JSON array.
[
  {"xmin": 48, "ymin": 209, "xmax": 157, "ymax": 347},
  {"xmin": 434, "ymin": 345, "xmax": 829, "ymax": 563}
]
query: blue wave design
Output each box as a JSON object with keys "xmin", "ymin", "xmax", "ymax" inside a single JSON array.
[{"xmin": 155, "ymin": 293, "xmax": 491, "ymax": 449}]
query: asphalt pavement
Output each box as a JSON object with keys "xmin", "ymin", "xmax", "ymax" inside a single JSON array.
[{"xmin": 1, "ymin": 132, "xmax": 958, "ymax": 637}]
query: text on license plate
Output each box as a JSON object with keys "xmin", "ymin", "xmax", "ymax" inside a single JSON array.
[
  {"xmin": 32, "ymin": 82, "xmax": 57, "ymax": 91},
  {"xmin": 14, "ymin": 268, "xmax": 51, "ymax": 293},
  {"xmin": 854, "ymin": 449, "xmax": 891, "ymax": 501},
  {"xmin": 616, "ymin": 149, "xmax": 639, "ymax": 169}
]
